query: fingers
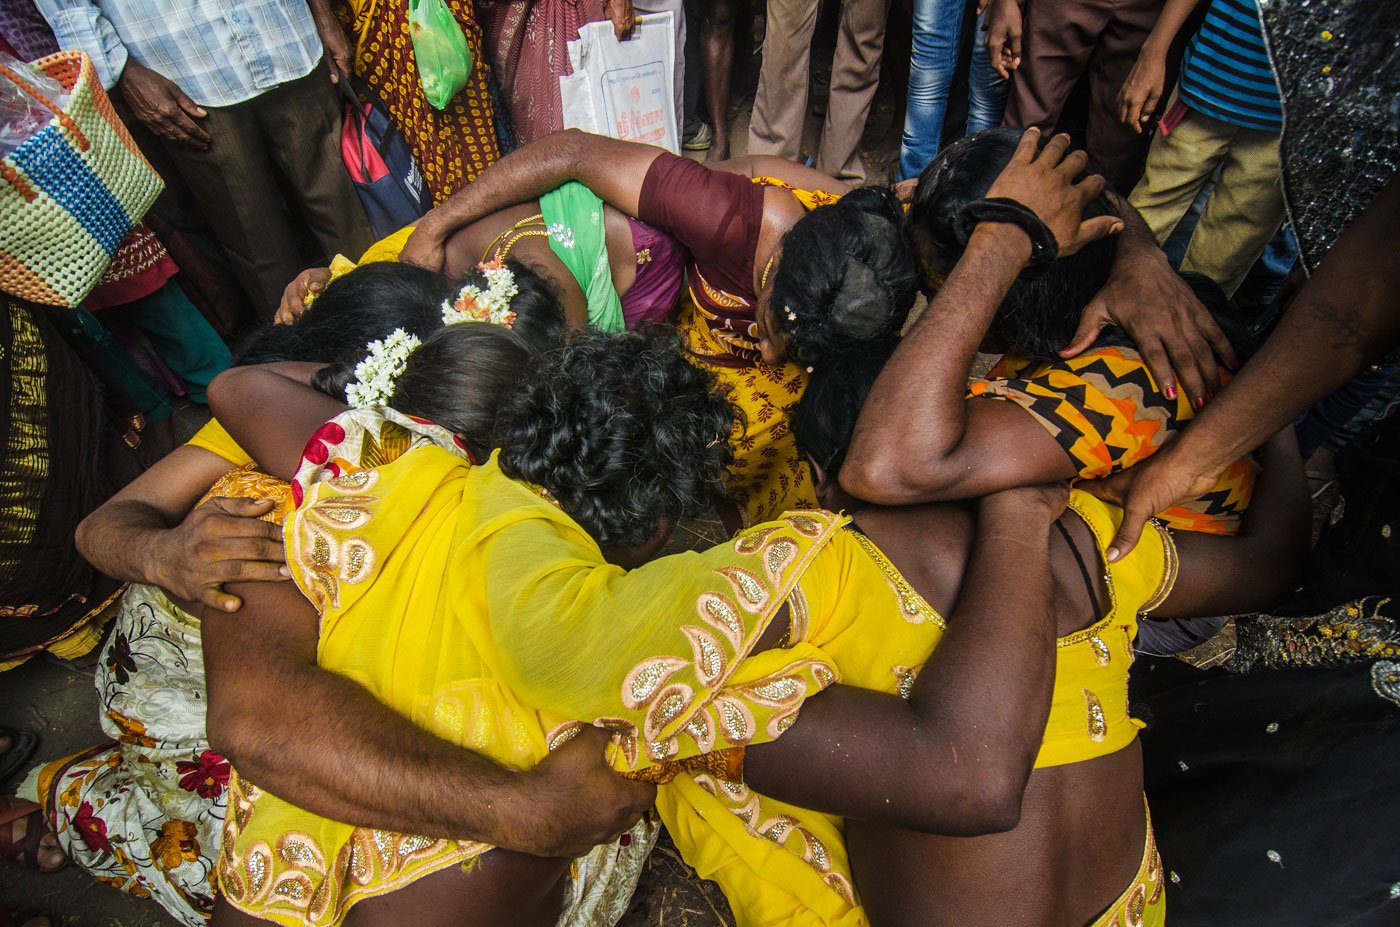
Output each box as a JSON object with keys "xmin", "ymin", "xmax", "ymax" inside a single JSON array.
[
  {"xmin": 1008, "ymin": 26, "xmax": 1023, "ymax": 65},
  {"xmin": 1195, "ymin": 303, "xmax": 1238, "ymax": 370},
  {"xmin": 1012, "ymin": 126, "xmax": 1041, "ymax": 162},
  {"xmin": 208, "ymin": 496, "xmax": 277, "ymax": 518},
  {"xmin": 1162, "ymin": 323, "xmax": 1219, "ymax": 410},
  {"xmin": 206, "ymin": 534, "xmax": 289, "ymax": 566},
  {"xmin": 1105, "ymin": 500, "xmax": 1151, "ymax": 563},
  {"xmin": 215, "ymin": 558, "xmax": 293, "ymax": 584},
  {"xmin": 1068, "ymin": 214, "xmax": 1125, "ymax": 253},
  {"xmin": 172, "ymin": 94, "xmax": 211, "ymax": 148},
  {"xmin": 988, "ymin": 33, "xmax": 1010, "ymax": 80},
  {"xmin": 1037, "ymin": 131, "xmax": 1071, "ymax": 167},
  {"xmin": 199, "ymin": 586, "xmax": 243, "ymax": 613},
  {"xmin": 1059, "ymin": 302, "xmax": 1109, "ymax": 359},
  {"xmin": 1135, "ymin": 336, "xmax": 1178, "ymax": 402},
  {"xmin": 1140, "ymin": 88, "xmax": 1160, "ymax": 128}
]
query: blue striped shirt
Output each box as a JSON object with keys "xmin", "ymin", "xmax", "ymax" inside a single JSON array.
[
  {"xmin": 36, "ymin": 0, "xmax": 323, "ymax": 108},
  {"xmin": 1178, "ymin": 0, "xmax": 1282, "ymax": 133}
]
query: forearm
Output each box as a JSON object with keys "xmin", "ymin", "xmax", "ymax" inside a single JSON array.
[
  {"xmin": 1139, "ymin": 0, "xmax": 1204, "ymax": 59},
  {"xmin": 746, "ymin": 501, "xmax": 1057, "ymax": 833},
  {"xmin": 206, "ymin": 641, "xmax": 524, "ymax": 843},
  {"xmin": 418, "ymin": 131, "xmax": 591, "ymax": 238},
  {"xmin": 843, "ymin": 225, "xmax": 1030, "ymax": 501},
  {"xmin": 75, "ymin": 500, "xmax": 173, "ymax": 585},
  {"xmin": 1159, "ymin": 175, "xmax": 1400, "ymax": 475}
]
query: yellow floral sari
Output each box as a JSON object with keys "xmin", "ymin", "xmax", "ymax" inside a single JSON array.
[{"xmin": 218, "ymin": 407, "xmax": 846, "ymax": 927}]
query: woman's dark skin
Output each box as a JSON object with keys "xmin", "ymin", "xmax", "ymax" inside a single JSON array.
[{"xmin": 758, "ymin": 421, "xmax": 1307, "ymax": 926}]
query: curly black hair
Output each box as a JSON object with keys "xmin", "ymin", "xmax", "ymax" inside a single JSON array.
[
  {"xmin": 496, "ymin": 328, "xmax": 735, "ymax": 548},
  {"xmin": 768, "ymin": 186, "xmax": 921, "ymax": 368}
]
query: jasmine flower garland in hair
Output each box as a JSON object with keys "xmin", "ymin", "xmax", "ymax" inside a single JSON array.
[
  {"xmin": 441, "ymin": 259, "xmax": 519, "ymax": 329},
  {"xmin": 345, "ymin": 329, "xmax": 421, "ymax": 408}
]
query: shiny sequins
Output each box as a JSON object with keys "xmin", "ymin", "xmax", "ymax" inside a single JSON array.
[
  {"xmin": 1374, "ymin": 661, "xmax": 1400, "ymax": 708},
  {"xmin": 274, "ymin": 879, "xmax": 307, "ymax": 899},
  {"xmin": 398, "ymin": 835, "xmax": 434, "ymax": 857},
  {"xmin": 749, "ymin": 677, "xmax": 801, "ymax": 701},
  {"xmin": 1266, "ymin": 722, "xmax": 1280, "ymax": 733},
  {"xmin": 1084, "ymin": 689, "xmax": 1107, "ymax": 742},
  {"xmin": 1089, "ymin": 635, "xmax": 1111, "ymax": 666},
  {"xmin": 1267, "ymin": 849, "xmax": 1283, "ymax": 866},
  {"xmin": 766, "ymin": 540, "xmax": 797, "ymax": 577},
  {"xmin": 247, "ymin": 850, "xmax": 268, "ymax": 893},
  {"xmin": 719, "ymin": 699, "xmax": 751, "ymax": 742},
  {"xmin": 1125, "ymin": 884, "xmax": 1146, "ymax": 927},
  {"xmin": 699, "ymin": 593, "xmax": 745, "ymax": 645}
]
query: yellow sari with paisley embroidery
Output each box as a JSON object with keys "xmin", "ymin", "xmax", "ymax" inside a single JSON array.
[{"xmin": 217, "ymin": 408, "xmax": 848, "ymax": 927}]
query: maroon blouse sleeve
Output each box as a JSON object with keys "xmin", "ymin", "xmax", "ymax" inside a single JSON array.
[{"xmin": 637, "ymin": 152, "xmax": 764, "ymax": 298}]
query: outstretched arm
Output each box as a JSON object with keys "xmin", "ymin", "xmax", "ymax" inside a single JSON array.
[
  {"xmin": 204, "ymin": 580, "xmax": 655, "ymax": 858},
  {"xmin": 843, "ymin": 130, "xmax": 1121, "ymax": 505},
  {"xmin": 745, "ymin": 486, "xmax": 1065, "ymax": 836},
  {"xmin": 401, "ymin": 130, "xmax": 668, "ymax": 270},
  {"xmin": 1095, "ymin": 172, "xmax": 1400, "ymax": 559}
]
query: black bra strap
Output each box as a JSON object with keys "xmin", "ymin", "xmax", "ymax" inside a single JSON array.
[{"xmin": 1055, "ymin": 519, "xmax": 1101, "ymax": 621}]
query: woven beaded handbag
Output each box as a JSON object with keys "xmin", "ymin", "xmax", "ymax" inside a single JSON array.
[{"xmin": 0, "ymin": 51, "xmax": 163, "ymax": 308}]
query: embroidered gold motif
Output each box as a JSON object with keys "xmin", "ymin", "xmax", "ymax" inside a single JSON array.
[
  {"xmin": 849, "ymin": 530, "xmax": 945, "ymax": 627},
  {"xmin": 1084, "ymin": 689, "xmax": 1107, "ymax": 742},
  {"xmin": 1089, "ymin": 635, "xmax": 1111, "ymax": 666}
]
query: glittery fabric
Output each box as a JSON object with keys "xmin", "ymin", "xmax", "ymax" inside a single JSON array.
[
  {"xmin": 1258, "ymin": 0, "xmax": 1400, "ymax": 271},
  {"xmin": 1228, "ymin": 595, "xmax": 1400, "ymax": 673}
]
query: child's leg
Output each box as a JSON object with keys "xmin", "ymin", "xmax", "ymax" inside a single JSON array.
[{"xmin": 1127, "ymin": 101, "xmax": 1233, "ymax": 246}]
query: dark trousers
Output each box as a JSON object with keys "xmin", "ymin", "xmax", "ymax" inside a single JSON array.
[
  {"xmin": 1004, "ymin": 0, "xmax": 1163, "ymax": 191},
  {"xmin": 155, "ymin": 65, "xmax": 374, "ymax": 321}
]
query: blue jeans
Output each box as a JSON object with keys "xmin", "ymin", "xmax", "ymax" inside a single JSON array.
[{"xmin": 899, "ymin": 1, "xmax": 1009, "ymax": 181}]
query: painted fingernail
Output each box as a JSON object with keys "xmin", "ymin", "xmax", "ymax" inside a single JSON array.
[
  {"xmin": 279, "ymin": 566, "xmax": 292, "ymax": 578},
  {"xmin": 1194, "ymin": 396, "xmax": 1205, "ymax": 410},
  {"xmin": 1164, "ymin": 384, "xmax": 1177, "ymax": 400}
]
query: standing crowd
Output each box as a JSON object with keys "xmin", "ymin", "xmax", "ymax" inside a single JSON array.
[{"xmin": 0, "ymin": 2, "xmax": 1397, "ymax": 927}]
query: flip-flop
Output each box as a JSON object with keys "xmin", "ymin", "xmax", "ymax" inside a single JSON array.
[
  {"xmin": 0, "ymin": 796, "xmax": 66, "ymax": 873},
  {"xmin": 0, "ymin": 728, "xmax": 36, "ymax": 784}
]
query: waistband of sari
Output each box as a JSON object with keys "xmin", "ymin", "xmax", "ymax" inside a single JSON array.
[{"xmin": 1090, "ymin": 800, "xmax": 1165, "ymax": 927}]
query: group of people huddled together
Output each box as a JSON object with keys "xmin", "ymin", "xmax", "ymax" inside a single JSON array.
[{"xmin": 0, "ymin": 120, "xmax": 1330, "ymax": 927}]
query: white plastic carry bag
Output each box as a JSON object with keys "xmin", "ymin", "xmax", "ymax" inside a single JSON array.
[{"xmin": 558, "ymin": 11, "xmax": 679, "ymax": 153}]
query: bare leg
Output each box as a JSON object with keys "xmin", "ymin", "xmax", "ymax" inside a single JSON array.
[
  {"xmin": 701, "ymin": 0, "xmax": 737, "ymax": 161},
  {"xmin": 210, "ymin": 849, "xmax": 570, "ymax": 927}
]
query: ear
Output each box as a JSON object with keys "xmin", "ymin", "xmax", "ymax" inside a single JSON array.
[{"xmin": 804, "ymin": 452, "xmax": 835, "ymax": 499}]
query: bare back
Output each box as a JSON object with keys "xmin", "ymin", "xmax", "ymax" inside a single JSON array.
[{"xmin": 845, "ymin": 504, "xmax": 1146, "ymax": 927}]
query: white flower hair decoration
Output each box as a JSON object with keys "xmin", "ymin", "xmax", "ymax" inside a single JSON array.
[
  {"xmin": 345, "ymin": 328, "xmax": 421, "ymax": 408},
  {"xmin": 441, "ymin": 259, "xmax": 519, "ymax": 329}
]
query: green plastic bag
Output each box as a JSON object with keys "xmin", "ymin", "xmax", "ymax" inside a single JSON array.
[{"xmin": 409, "ymin": 0, "xmax": 473, "ymax": 110}]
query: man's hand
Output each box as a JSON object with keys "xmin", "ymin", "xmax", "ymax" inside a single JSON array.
[
  {"xmin": 118, "ymin": 60, "xmax": 210, "ymax": 149},
  {"xmin": 1117, "ymin": 53, "xmax": 1165, "ymax": 132},
  {"xmin": 1083, "ymin": 444, "xmax": 1221, "ymax": 561},
  {"xmin": 603, "ymin": 0, "xmax": 638, "ymax": 40},
  {"xmin": 1063, "ymin": 240, "xmax": 1235, "ymax": 406},
  {"xmin": 276, "ymin": 266, "xmax": 333, "ymax": 325},
  {"xmin": 152, "ymin": 497, "xmax": 290, "ymax": 612},
  {"xmin": 984, "ymin": 129, "xmax": 1124, "ymax": 257},
  {"xmin": 309, "ymin": 0, "xmax": 353, "ymax": 83},
  {"xmin": 514, "ymin": 727, "xmax": 655, "ymax": 858},
  {"xmin": 399, "ymin": 220, "xmax": 449, "ymax": 271},
  {"xmin": 984, "ymin": 0, "xmax": 1024, "ymax": 79}
]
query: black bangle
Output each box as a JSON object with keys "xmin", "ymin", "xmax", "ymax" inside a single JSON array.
[{"xmin": 954, "ymin": 197, "xmax": 1060, "ymax": 270}]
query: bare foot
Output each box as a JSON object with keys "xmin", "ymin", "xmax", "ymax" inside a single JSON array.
[{"xmin": 704, "ymin": 135, "xmax": 731, "ymax": 163}]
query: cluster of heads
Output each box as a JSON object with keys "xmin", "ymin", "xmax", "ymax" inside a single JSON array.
[
  {"xmin": 235, "ymin": 260, "xmax": 731, "ymax": 552},
  {"xmin": 233, "ymin": 127, "xmax": 1245, "ymax": 559}
]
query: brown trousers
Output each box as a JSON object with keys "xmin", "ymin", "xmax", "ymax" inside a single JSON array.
[
  {"xmin": 155, "ymin": 66, "xmax": 374, "ymax": 321},
  {"xmin": 1005, "ymin": 0, "xmax": 1163, "ymax": 191}
]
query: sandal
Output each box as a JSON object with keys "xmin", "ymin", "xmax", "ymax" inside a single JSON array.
[
  {"xmin": 0, "ymin": 728, "xmax": 36, "ymax": 784},
  {"xmin": 0, "ymin": 796, "xmax": 67, "ymax": 873}
]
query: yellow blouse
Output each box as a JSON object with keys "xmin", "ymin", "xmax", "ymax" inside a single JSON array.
[{"xmin": 656, "ymin": 490, "xmax": 1177, "ymax": 926}]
